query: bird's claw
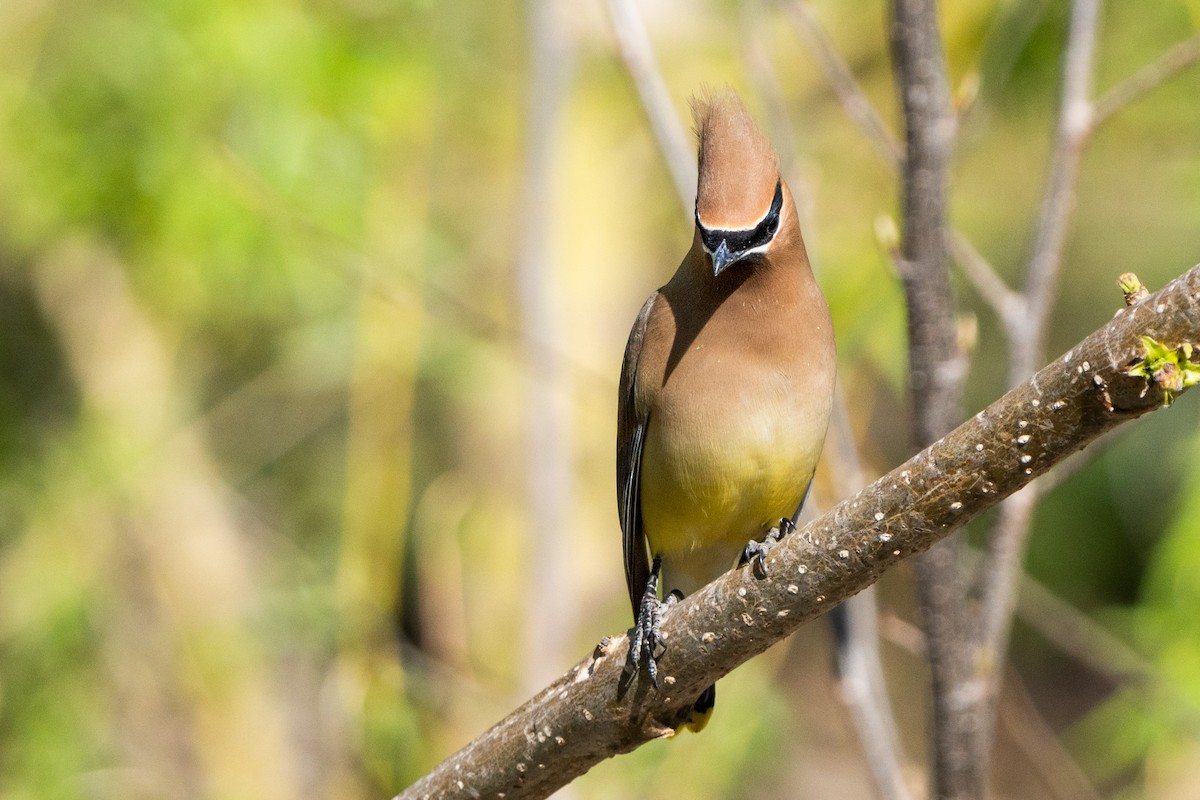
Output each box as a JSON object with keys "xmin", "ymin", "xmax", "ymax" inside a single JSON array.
[
  {"xmin": 740, "ymin": 517, "xmax": 797, "ymax": 578},
  {"xmin": 628, "ymin": 598, "xmax": 665, "ymax": 686},
  {"xmin": 626, "ymin": 564, "xmax": 678, "ymax": 687}
]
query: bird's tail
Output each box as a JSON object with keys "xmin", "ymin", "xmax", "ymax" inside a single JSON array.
[{"xmin": 677, "ymin": 683, "xmax": 716, "ymax": 734}]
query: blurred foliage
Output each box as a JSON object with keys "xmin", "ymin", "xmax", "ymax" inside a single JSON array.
[{"xmin": 0, "ymin": 0, "xmax": 1198, "ymax": 798}]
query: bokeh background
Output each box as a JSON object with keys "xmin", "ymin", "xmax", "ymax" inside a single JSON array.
[{"xmin": 2, "ymin": 1, "xmax": 1199, "ymax": 798}]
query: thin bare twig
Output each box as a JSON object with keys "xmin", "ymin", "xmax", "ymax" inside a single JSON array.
[
  {"xmin": 1021, "ymin": 0, "xmax": 1100, "ymax": 376},
  {"xmin": 779, "ymin": 0, "xmax": 1024, "ymax": 345},
  {"xmin": 603, "ymin": 0, "xmax": 696, "ymax": 216},
  {"xmin": 999, "ymin": 669, "xmax": 1105, "ymax": 800},
  {"xmin": 979, "ymin": 0, "xmax": 1102, "ymax": 699},
  {"xmin": 836, "ymin": 587, "xmax": 914, "ymax": 800},
  {"xmin": 518, "ymin": 0, "xmax": 578, "ymax": 695},
  {"xmin": 978, "ymin": 485, "xmax": 1042, "ymax": 660},
  {"xmin": 1012, "ymin": 567, "xmax": 1200, "ymax": 731},
  {"xmin": 1015, "ymin": 568, "xmax": 1155, "ymax": 684},
  {"xmin": 827, "ymin": 384, "xmax": 913, "ymax": 800},
  {"xmin": 889, "ymin": 550, "xmax": 1200, "ymax": 737},
  {"xmin": 781, "ymin": 0, "xmax": 903, "ymax": 168},
  {"xmin": 1017, "ymin": 584, "xmax": 1200, "ymax": 736},
  {"xmin": 1092, "ymin": 31, "xmax": 1200, "ymax": 131},
  {"xmin": 968, "ymin": 4, "xmax": 1103, "ymax": 783},
  {"xmin": 949, "ymin": 230, "xmax": 1023, "ymax": 337}
]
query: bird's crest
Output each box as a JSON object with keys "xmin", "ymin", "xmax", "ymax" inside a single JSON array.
[{"xmin": 691, "ymin": 89, "xmax": 780, "ymax": 231}]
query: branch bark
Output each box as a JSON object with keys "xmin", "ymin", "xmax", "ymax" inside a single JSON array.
[
  {"xmin": 889, "ymin": 0, "xmax": 960, "ymax": 443},
  {"xmin": 396, "ymin": 263, "xmax": 1200, "ymax": 800},
  {"xmin": 888, "ymin": 2, "xmax": 984, "ymax": 796}
]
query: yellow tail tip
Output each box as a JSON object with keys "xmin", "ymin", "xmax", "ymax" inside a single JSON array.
[
  {"xmin": 673, "ymin": 684, "xmax": 716, "ymax": 734},
  {"xmin": 678, "ymin": 707, "xmax": 713, "ymax": 734}
]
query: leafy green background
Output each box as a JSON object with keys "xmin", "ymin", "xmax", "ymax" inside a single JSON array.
[{"xmin": 1, "ymin": 1, "xmax": 1198, "ymax": 797}]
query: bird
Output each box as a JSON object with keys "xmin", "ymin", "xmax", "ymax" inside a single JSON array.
[{"xmin": 617, "ymin": 90, "xmax": 835, "ymax": 733}]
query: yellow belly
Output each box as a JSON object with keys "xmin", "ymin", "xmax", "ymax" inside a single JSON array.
[{"xmin": 639, "ymin": 403, "xmax": 822, "ymax": 595}]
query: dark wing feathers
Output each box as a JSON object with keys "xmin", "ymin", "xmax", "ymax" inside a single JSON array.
[{"xmin": 617, "ymin": 293, "xmax": 657, "ymax": 617}]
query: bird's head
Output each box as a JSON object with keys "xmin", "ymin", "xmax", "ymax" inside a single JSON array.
[{"xmin": 691, "ymin": 90, "xmax": 785, "ymax": 277}]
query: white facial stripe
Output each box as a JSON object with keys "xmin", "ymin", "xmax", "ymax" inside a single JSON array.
[
  {"xmin": 700, "ymin": 239, "xmax": 772, "ymax": 258},
  {"xmin": 696, "ymin": 206, "xmax": 773, "ymax": 234},
  {"xmin": 696, "ymin": 179, "xmax": 785, "ymax": 261}
]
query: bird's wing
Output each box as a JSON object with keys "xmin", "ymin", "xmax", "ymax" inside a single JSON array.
[{"xmin": 617, "ymin": 293, "xmax": 658, "ymax": 617}]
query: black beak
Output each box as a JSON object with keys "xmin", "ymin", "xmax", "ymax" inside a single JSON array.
[{"xmin": 711, "ymin": 240, "xmax": 734, "ymax": 276}]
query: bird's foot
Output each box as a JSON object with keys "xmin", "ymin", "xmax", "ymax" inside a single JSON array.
[
  {"xmin": 625, "ymin": 559, "xmax": 680, "ymax": 687},
  {"xmin": 740, "ymin": 517, "xmax": 797, "ymax": 579},
  {"xmin": 628, "ymin": 584, "xmax": 666, "ymax": 686}
]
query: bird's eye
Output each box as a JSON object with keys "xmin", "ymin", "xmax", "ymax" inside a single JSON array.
[{"xmin": 696, "ymin": 179, "xmax": 784, "ymax": 257}]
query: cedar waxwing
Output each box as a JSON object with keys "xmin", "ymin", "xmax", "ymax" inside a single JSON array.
[{"xmin": 617, "ymin": 90, "xmax": 836, "ymax": 732}]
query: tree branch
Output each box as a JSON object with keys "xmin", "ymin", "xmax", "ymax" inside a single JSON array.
[
  {"xmin": 784, "ymin": 0, "xmax": 1018, "ymax": 362},
  {"xmin": 999, "ymin": 669, "xmax": 1104, "ymax": 800},
  {"xmin": 518, "ymin": 0, "xmax": 578, "ymax": 695},
  {"xmin": 978, "ymin": 484, "xmax": 1041, "ymax": 662},
  {"xmin": 1091, "ymin": 30, "xmax": 1200, "ymax": 131},
  {"xmin": 835, "ymin": 585, "xmax": 914, "ymax": 800},
  {"xmin": 949, "ymin": 229, "xmax": 1024, "ymax": 338},
  {"xmin": 603, "ymin": 0, "xmax": 696, "ymax": 217},
  {"xmin": 1022, "ymin": 0, "xmax": 1100, "ymax": 374},
  {"xmin": 782, "ymin": 0, "xmax": 903, "ymax": 168},
  {"xmin": 890, "ymin": 0, "xmax": 960, "ymax": 445},
  {"xmin": 888, "ymin": 1, "xmax": 982, "ymax": 795},
  {"xmin": 967, "ymin": 6, "xmax": 1102, "ymax": 782},
  {"xmin": 826, "ymin": 385, "xmax": 914, "ymax": 800},
  {"xmin": 396, "ymin": 263, "xmax": 1200, "ymax": 800}
]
